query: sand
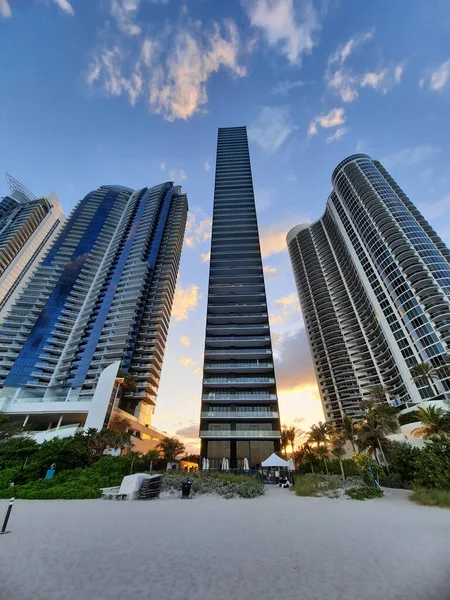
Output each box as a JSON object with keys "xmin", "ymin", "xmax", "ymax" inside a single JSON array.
[{"xmin": 0, "ymin": 486, "xmax": 449, "ymax": 600}]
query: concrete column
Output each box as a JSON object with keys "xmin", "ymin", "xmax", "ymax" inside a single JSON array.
[{"xmin": 56, "ymin": 416, "xmax": 63, "ymax": 430}]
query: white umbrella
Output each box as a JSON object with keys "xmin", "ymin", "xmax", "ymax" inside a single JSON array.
[
  {"xmin": 202, "ymin": 458, "xmax": 206, "ymax": 470},
  {"xmin": 288, "ymin": 458, "xmax": 295, "ymax": 471},
  {"xmin": 221, "ymin": 457, "xmax": 226, "ymax": 471},
  {"xmin": 225, "ymin": 458, "xmax": 229, "ymax": 471},
  {"xmin": 243, "ymin": 457, "xmax": 249, "ymax": 471},
  {"xmin": 205, "ymin": 458, "xmax": 210, "ymax": 471}
]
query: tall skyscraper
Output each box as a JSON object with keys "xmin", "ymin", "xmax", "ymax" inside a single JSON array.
[
  {"xmin": 287, "ymin": 154, "xmax": 450, "ymax": 426},
  {"xmin": 199, "ymin": 126, "xmax": 281, "ymax": 469},
  {"xmin": 0, "ymin": 182, "xmax": 187, "ymax": 441},
  {"xmin": 0, "ymin": 175, "xmax": 65, "ymax": 324}
]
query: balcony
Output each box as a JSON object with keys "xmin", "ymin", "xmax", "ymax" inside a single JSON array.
[
  {"xmin": 202, "ymin": 393, "xmax": 277, "ymax": 402},
  {"xmin": 205, "ymin": 336, "xmax": 271, "ymax": 347},
  {"xmin": 200, "ymin": 430, "xmax": 281, "ymax": 438},
  {"xmin": 201, "ymin": 411, "xmax": 279, "ymax": 419},
  {"xmin": 204, "ymin": 362, "xmax": 274, "ymax": 371},
  {"xmin": 203, "ymin": 377, "xmax": 275, "ymax": 387}
]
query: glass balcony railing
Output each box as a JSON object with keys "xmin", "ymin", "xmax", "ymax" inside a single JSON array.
[
  {"xmin": 204, "ymin": 363, "xmax": 274, "ymax": 369},
  {"xmin": 203, "ymin": 377, "xmax": 275, "ymax": 384},
  {"xmin": 205, "ymin": 349, "xmax": 272, "ymax": 355},
  {"xmin": 200, "ymin": 430, "xmax": 281, "ymax": 438},
  {"xmin": 202, "ymin": 393, "xmax": 277, "ymax": 400},
  {"xmin": 201, "ymin": 411, "xmax": 279, "ymax": 419}
]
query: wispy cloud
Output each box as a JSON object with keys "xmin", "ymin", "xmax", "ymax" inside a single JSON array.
[
  {"xmin": 169, "ymin": 168, "xmax": 188, "ymax": 183},
  {"xmin": 160, "ymin": 162, "xmax": 166, "ymax": 171},
  {"xmin": 200, "ymin": 251, "xmax": 211, "ymax": 263},
  {"xmin": 87, "ymin": 19, "xmax": 246, "ymax": 121},
  {"xmin": 244, "ymin": 0, "xmax": 320, "ymax": 64},
  {"xmin": 185, "ymin": 206, "xmax": 212, "ymax": 249},
  {"xmin": 263, "ymin": 265, "xmax": 278, "ymax": 277},
  {"xmin": 53, "ymin": 0, "xmax": 75, "ymax": 15},
  {"xmin": 180, "ymin": 336, "xmax": 191, "ymax": 346},
  {"xmin": 109, "ymin": 0, "xmax": 141, "ymax": 35},
  {"xmin": 172, "ymin": 284, "xmax": 201, "ymax": 322},
  {"xmin": 260, "ymin": 219, "xmax": 309, "ymax": 258},
  {"xmin": 326, "ymin": 29, "xmax": 403, "ymax": 102},
  {"xmin": 204, "ymin": 161, "xmax": 211, "ymax": 172},
  {"xmin": 1, "ymin": 0, "xmax": 74, "ymax": 17},
  {"xmin": 421, "ymin": 59, "xmax": 450, "ymax": 91},
  {"xmin": 326, "ymin": 126, "xmax": 348, "ymax": 143},
  {"xmin": 270, "ymin": 292, "xmax": 302, "ymax": 326},
  {"xmin": 0, "ymin": 0, "xmax": 11, "ymax": 18},
  {"xmin": 271, "ymin": 80, "xmax": 304, "ymax": 95},
  {"xmin": 381, "ymin": 144, "xmax": 439, "ymax": 168},
  {"xmin": 248, "ymin": 106, "xmax": 296, "ymax": 153},
  {"xmin": 308, "ymin": 107, "xmax": 345, "ymax": 136}
]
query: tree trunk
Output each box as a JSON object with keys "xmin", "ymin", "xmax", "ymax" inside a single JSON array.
[
  {"xmin": 377, "ymin": 437, "xmax": 389, "ymax": 474},
  {"xmin": 323, "ymin": 459, "xmax": 329, "ymax": 475},
  {"xmin": 339, "ymin": 457, "xmax": 345, "ymax": 482},
  {"xmin": 350, "ymin": 441, "xmax": 356, "ymax": 452},
  {"xmin": 311, "ymin": 462, "xmax": 314, "ymax": 474}
]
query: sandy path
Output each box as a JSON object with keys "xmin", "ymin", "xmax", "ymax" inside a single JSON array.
[{"xmin": 0, "ymin": 486, "xmax": 449, "ymax": 600}]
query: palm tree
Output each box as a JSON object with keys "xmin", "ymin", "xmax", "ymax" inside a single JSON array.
[
  {"xmin": 283, "ymin": 425, "xmax": 300, "ymax": 457},
  {"xmin": 315, "ymin": 445, "xmax": 330, "ymax": 474},
  {"xmin": 295, "ymin": 442, "xmax": 316, "ymax": 473},
  {"xmin": 410, "ymin": 362, "xmax": 438, "ymax": 387},
  {"xmin": 355, "ymin": 404, "xmax": 398, "ymax": 466},
  {"xmin": 340, "ymin": 415, "xmax": 357, "ymax": 452},
  {"xmin": 307, "ymin": 422, "xmax": 331, "ymax": 448},
  {"xmin": 411, "ymin": 405, "xmax": 450, "ymax": 438},
  {"xmin": 280, "ymin": 428, "xmax": 289, "ymax": 458},
  {"xmin": 85, "ymin": 428, "xmax": 131, "ymax": 462},
  {"xmin": 156, "ymin": 436, "xmax": 186, "ymax": 462},
  {"xmin": 366, "ymin": 384, "xmax": 388, "ymax": 405},
  {"xmin": 331, "ymin": 437, "xmax": 346, "ymax": 482}
]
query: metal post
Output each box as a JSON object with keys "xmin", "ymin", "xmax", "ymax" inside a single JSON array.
[{"xmin": 1, "ymin": 498, "xmax": 14, "ymax": 534}]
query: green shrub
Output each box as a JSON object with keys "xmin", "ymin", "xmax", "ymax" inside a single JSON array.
[
  {"xmin": 294, "ymin": 474, "xmax": 341, "ymax": 498},
  {"xmin": 345, "ymin": 486, "xmax": 384, "ymax": 500},
  {"xmin": 410, "ymin": 488, "xmax": 450, "ymax": 509},
  {"xmin": 398, "ymin": 412, "xmax": 420, "ymax": 426},
  {"xmin": 413, "ymin": 436, "xmax": 450, "ymax": 490},
  {"xmin": 380, "ymin": 472, "xmax": 410, "ymax": 489},
  {"xmin": 352, "ymin": 453, "xmax": 384, "ymax": 485},
  {"xmin": 386, "ymin": 442, "xmax": 420, "ymax": 483},
  {"xmin": 161, "ymin": 471, "xmax": 264, "ymax": 499}
]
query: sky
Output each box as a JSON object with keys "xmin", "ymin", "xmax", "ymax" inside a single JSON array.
[{"xmin": 1, "ymin": 0, "xmax": 450, "ymax": 453}]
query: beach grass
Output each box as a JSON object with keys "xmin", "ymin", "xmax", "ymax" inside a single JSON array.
[{"xmin": 410, "ymin": 488, "xmax": 450, "ymax": 509}]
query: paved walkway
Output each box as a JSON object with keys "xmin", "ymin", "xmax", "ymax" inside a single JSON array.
[{"xmin": 0, "ymin": 486, "xmax": 449, "ymax": 600}]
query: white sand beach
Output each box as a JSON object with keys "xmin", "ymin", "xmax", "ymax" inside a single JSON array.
[{"xmin": 0, "ymin": 486, "xmax": 449, "ymax": 600}]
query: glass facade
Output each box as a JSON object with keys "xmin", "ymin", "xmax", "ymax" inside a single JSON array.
[
  {"xmin": 0, "ymin": 182, "xmax": 188, "ymax": 430},
  {"xmin": 288, "ymin": 154, "xmax": 450, "ymax": 427},
  {"xmin": 199, "ymin": 126, "xmax": 281, "ymax": 468}
]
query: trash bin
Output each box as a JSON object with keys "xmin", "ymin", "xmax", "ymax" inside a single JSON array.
[{"xmin": 181, "ymin": 478, "xmax": 191, "ymax": 499}]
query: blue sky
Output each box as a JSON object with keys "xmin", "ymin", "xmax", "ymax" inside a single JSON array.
[{"xmin": 1, "ymin": 0, "xmax": 450, "ymax": 451}]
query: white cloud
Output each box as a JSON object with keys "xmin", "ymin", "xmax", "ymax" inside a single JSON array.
[
  {"xmin": 180, "ymin": 336, "xmax": 191, "ymax": 346},
  {"xmin": 87, "ymin": 19, "xmax": 246, "ymax": 121},
  {"xmin": 248, "ymin": 106, "xmax": 296, "ymax": 153},
  {"xmin": 109, "ymin": 0, "xmax": 141, "ymax": 36},
  {"xmin": 0, "ymin": 0, "xmax": 11, "ymax": 17},
  {"xmin": 204, "ymin": 161, "xmax": 211, "ymax": 172},
  {"xmin": 172, "ymin": 284, "xmax": 202, "ymax": 322},
  {"xmin": 200, "ymin": 251, "xmax": 211, "ymax": 263},
  {"xmin": 326, "ymin": 126, "xmax": 348, "ymax": 143},
  {"xmin": 260, "ymin": 219, "xmax": 310, "ymax": 258},
  {"xmin": 53, "ymin": 0, "xmax": 74, "ymax": 15},
  {"xmin": 185, "ymin": 206, "xmax": 212, "ymax": 248},
  {"xmin": 263, "ymin": 265, "xmax": 278, "ymax": 277},
  {"xmin": 244, "ymin": 0, "xmax": 320, "ymax": 64},
  {"xmin": 271, "ymin": 80, "xmax": 304, "ymax": 95},
  {"xmin": 381, "ymin": 145, "xmax": 439, "ymax": 168},
  {"xmin": 160, "ymin": 162, "xmax": 166, "ymax": 171},
  {"xmin": 169, "ymin": 168, "xmax": 188, "ymax": 182},
  {"xmin": 326, "ymin": 30, "xmax": 402, "ymax": 102},
  {"xmin": 308, "ymin": 107, "xmax": 345, "ymax": 136},
  {"xmin": 425, "ymin": 59, "xmax": 450, "ymax": 91}
]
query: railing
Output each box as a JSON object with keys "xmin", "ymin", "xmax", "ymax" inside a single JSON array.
[
  {"xmin": 200, "ymin": 430, "xmax": 281, "ymax": 438},
  {"xmin": 201, "ymin": 411, "xmax": 278, "ymax": 419},
  {"xmin": 203, "ymin": 393, "xmax": 277, "ymax": 400},
  {"xmin": 204, "ymin": 363, "xmax": 273, "ymax": 369},
  {"xmin": 205, "ymin": 349, "xmax": 272, "ymax": 355},
  {"xmin": 204, "ymin": 377, "xmax": 275, "ymax": 384}
]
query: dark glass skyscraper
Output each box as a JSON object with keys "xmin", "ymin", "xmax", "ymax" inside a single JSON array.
[
  {"xmin": 0, "ymin": 182, "xmax": 187, "ymax": 439},
  {"xmin": 199, "ymin": 127, "xmax": 281, "ymax": 469},
  {"xmin": 287, "ymin": 154, "xmax": 450, "ymax": 427}
]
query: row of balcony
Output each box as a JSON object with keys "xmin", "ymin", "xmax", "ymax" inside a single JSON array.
[
  {"xmin": 201, "ymin": 411, "xmax": 278, "ymax": 419},
  {"xmin": 200, "ymin": 430, "xmax": 281, "ymax": 438}
]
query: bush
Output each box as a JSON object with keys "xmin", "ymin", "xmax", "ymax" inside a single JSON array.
[
  {"xmin": 413, "ymin": 436, "xmax": 450, "ymax": 490},
  {"xmin": 294, "ymin": 474, "xmax": 341, "ymax": 498},
  {"xmin": 410, "ymin": 488, "xmax": 450, "ymax": 509},
  {"xmin": 398, "ymin": 412, "xmax": 420, "ymax": 426},
  {"xmin": 380, "ymin": 472, "xmax": 410, "ymax": 489},
  {"xmin": 386, "ymin": 442, "xmax": 420, "ymax": 483},
  {"xmin": 345, "ymin": 486, "xmax": 384, "ymax": 500},
  {"xmin": 161, "ymin": 471, "xmax": 264, "ymax": 499},
  {"xmin": 352, "ymin": 453, "xmax": 384, "ymax": 485}
]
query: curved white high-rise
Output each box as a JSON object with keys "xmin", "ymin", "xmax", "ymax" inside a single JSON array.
[
  {"xmin": 287, "ymin": 154, "xmax": 450, "ymax": 426},
  {"xmin": 0, "ymin": 176, "xmax": 65, "ymax": 324}
]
